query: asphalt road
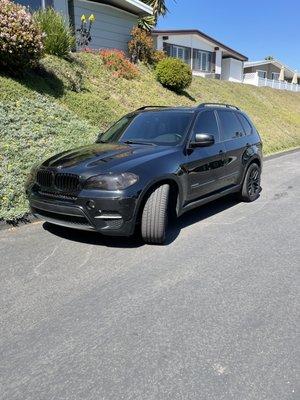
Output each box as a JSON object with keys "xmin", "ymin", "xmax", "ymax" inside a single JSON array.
[{"xmin": 0, "ymin": 151, "xmax": 299, "ymax": 400}]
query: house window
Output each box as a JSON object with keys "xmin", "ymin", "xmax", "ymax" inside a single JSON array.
[
  {"xmin": 173, "ymin": 46, "xmax": 186, "ymax": 61},
  {"xmin": 257, "ymin": 70, "xmax": 267, "ymax": 78},
  {"xmin": 193, "ymin": 49, "xmax": 212, "ymax": 72},
  {"xmin": 163, "ymin": 43, "xmax": 191, "ymax": 66},
  {"xmin": 271, "ymin": 72, "xmax": 280, "ymax": 80}
]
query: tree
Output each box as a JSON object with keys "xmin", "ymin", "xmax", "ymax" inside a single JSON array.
[
  {"xmin": 265, "ymin": 55, "xmax": 274, "ymax": 60},
  {"xmin": 144, "ymin": 0, "xmax": 169, "ymax": 20},
  {"xmin": 139, "ymin": 0, "xmax": 171, "ymax": 31}
]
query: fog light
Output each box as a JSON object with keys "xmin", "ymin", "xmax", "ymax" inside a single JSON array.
[{"xmin": 86, "ymin": 200, "xmax": 95, "ymax": 209}]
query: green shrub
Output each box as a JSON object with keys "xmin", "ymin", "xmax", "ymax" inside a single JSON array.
[
  {"xmin": 151, "ymin": 49, "xmax": 167, "ymax": 65},
  {"xmin": 34, "ymin": 7, "xmax": 75, "ymax": 57},
  {"xmin": 155, "ymin": 57, "xmax": 192, "ymax": 92},
  {"xmin": 0, "ymin": 0, "xmax": 44, "ymax": 73},
  {"xmin": 128, "ymin": 26, "xmax": 154, "ymax": 64},
  {"xmin": 128, "ymin": 27, "xmax": 166, "ymax": 66},
  {"xmin": 99, "ymin": 49, "xmax": 139, "ymax": 80},
  {"xmin": 0, "ymin": 94, "xmax": 97, "ymax": 222}
]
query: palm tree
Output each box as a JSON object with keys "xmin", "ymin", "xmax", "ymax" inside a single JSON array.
[
  {"xmin": 144, "ymin": 0, "xmax": 169, "ymax": 20},
  {"xmin": 139, "ymin": 0, "xmax": 171, "ymax": 31}
]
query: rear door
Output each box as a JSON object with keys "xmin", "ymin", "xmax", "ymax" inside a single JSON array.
[
  {"xmin": 216, "ymin": 110, "xmax": 248, "ymax": 187},
  {"xmin": 184, "ymin": 110, "xmax": 226, "ymax": 202}
]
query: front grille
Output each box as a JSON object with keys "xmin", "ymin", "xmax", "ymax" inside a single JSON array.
[
  {"xmin": 36, "ymin": 170, "xmax": 79, "ymax": 193},
  {"xmin": 37, "ymin": 170, "xmax": 53, "ymax": 187},
  {"xmin": 54, "ymin": 173, "xmax": 79, "ymax": 192}
]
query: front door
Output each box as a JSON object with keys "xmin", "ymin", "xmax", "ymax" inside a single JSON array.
[{"xmin": 183, "ymin": 110, "xmax": 226, "ymax": 202}]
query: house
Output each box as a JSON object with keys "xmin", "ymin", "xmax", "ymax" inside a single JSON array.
[
  {"xmin": 243, "ymin": 59, "xmax": 300, "ymax": 92},
  {"xmin": 244, "ymin": 59, "xmax": 299, "ymax": 83},
  {"xmin": 152, "ymin": 29, "xmax": 248, "ymax": 82},
  {"xmin": 17, "ymin": 0, "xmax": 152, "ymax": 52}
]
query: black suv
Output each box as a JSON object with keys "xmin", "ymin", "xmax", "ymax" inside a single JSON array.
[{"xmin": 26, "ymin": 103, "xmax": 262, "ymax": 244}]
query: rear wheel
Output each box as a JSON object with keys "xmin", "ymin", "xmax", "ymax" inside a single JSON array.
[
  {"xmin": 239, "ymin": 163, "xmax": 261, "ymax": 202},
  {"xmin": 141, "ymin": 184, "xmax": 170, "ymax": 244}
]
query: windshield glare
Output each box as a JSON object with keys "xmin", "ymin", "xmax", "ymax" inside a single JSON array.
[{"xmin": 98, "ymin": 111, "xmax": 193, "ymax": 146}]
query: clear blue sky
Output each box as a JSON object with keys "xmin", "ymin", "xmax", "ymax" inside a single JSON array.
[{"xmin": 157, "ymin": 0, "xmax": 300, "ymax": 71}]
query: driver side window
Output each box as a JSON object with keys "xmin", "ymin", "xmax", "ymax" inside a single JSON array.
[{"xmin": 192, "ymin": 111, "xmax": 219, "ymax": 142}]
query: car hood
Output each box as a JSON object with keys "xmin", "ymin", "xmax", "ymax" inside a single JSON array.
[{"xmin": 41, "ymin": 143, "xmax": 175, "ymax": 175}]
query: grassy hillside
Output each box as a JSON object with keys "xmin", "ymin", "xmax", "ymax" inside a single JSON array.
[{"xmin": 1, "ymin": 52, "xmax": 300, "ymax": 222}]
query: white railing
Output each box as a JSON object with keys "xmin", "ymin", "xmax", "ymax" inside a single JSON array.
[{"xmin": 243, "ymin": 72, "xmax": 300, "ymax": 92}]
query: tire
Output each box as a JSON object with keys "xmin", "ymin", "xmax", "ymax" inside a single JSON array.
[
  {"xmin": 141, "ymin": 184, "xmax": 170, "ymax": 244},
  {"xmin": 239, "ymin": 162, "xmax": 261, "ymax": 202}
]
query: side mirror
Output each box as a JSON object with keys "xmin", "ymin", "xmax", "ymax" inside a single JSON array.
[{"xmin": 190, "ymin": 133, "xmax": 215, "ymax": 148}]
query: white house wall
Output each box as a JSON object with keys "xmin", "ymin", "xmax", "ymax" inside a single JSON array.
[
  {"xmin": 215, "ymin": 50, "xmax": 222, "ymax": 75},
  {"xmin": 221, "ymin": 58, "xmax": 243, "ymax": 82},
  {"xmin": 73, "ymin": 0, "xmax": 138, "ymax": 51},
  {"xmin": 156, "ymin": 34, "xmax": 215, "ymax": 53},
  {"xmin": 156, "ymin": 34, "xmax": 222, "ymax": 76}
]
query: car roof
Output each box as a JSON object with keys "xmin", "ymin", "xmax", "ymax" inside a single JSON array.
[
  {"xmin": 135, "ymin": 106, "xmax": 195, "ymax": 113},
  {"xmin": 134, "ymin": 103, "xmax": 241, "ymax": 114}
]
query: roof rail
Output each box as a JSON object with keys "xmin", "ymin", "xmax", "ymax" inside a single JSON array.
[
  {"xmin": 136, "ymin": 105, "xmax": 170, "ymax": 111},
  {"xmin": 198, "ymin": 103, "xmax": 240, "ymax": 110}
]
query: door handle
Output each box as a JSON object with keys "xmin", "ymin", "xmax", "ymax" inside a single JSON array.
[{"xmin": 219, "ymin": 150, "xmax": 224, "ymax": 154}]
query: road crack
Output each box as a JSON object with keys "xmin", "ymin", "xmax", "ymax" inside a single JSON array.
[{"xmin": 33, "ymin": 245, "xmax": 59, "ymax": 275}]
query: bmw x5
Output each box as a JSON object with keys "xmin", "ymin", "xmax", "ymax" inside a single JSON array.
[{"xmin": 26, "ymin": 103, "xmax": 262, "ymax": 244}]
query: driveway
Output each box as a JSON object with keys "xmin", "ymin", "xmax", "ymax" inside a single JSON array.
[{"xmin": 0, "ymin": 150, "xmax": 299, "ymax": 400}]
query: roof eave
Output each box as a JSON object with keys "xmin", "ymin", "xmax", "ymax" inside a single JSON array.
[{"xmin": 103, "ymin": 0, "xmax": 152, "ymax": 16}]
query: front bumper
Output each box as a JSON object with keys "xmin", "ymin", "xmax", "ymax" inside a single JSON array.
[{"xmin": 28, "ymin": 189, "xmax": 139, "ymax": 236}]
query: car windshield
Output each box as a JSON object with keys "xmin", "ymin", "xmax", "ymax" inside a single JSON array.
[{"xmin": 97, "ymin": 111, "xmax": 194, "ymax": 146}]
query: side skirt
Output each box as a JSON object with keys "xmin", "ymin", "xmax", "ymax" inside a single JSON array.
[{"xmin": 179, "ymin": 184, "xmax": 241, "ymax": 216}]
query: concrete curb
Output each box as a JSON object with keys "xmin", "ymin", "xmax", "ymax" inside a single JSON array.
[
  {"xmin": 264, "ymin": 147, "xmax": 299, "ymax": 161},
  {"xmin": 1, "ymin": 147, "xmax": 299, "ymax": 232}
]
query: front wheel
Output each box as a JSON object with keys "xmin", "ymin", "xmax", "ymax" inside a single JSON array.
[
  {"xmin": 141, "ymin": 184, "xmax": 170, "ymax": 244},
  {"xmin": 239, "ymin": 163, "xmax": 261, "ymax": 202}
]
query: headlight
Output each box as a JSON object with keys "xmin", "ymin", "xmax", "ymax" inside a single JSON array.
[{"xmin": 84, "ymin": 173, "xmax": 138, "ymax": 191}]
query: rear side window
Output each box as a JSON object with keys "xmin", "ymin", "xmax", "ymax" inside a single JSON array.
[
  {"xmin": 238, "ymin": 114, "xmax": 253, "ymax": 136},
  {"xmin": 192, "ymin": 110, "xmax": 219, "ymax": 142},
  {"xmin": 217, "ymin": 110, "xmax": 243, "ymax": 141}
]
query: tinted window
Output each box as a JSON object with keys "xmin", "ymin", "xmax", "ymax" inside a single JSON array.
[
  {"xmin": 193, "ymin": 111, "xmax": 219, "ymax": 141},
  {"xmin": 217, "ymin": 110, "xmax": 243, "ymax": 141},
  {"xmin": 99, "ymin": 111, "xmax": 193, "ymax": 146},
  {"xmin": 238, "ymin": 114, "xmax": 253, "ymax": 136}
]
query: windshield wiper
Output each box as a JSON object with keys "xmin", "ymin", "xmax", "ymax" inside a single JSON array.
[{"xmin": 121, "ymin": 140, "xmax": 156, "ymax": 146}]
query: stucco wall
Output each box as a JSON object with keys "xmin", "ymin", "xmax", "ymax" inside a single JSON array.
[
  {"xmin": 221, "ymin": 58, "xmax": 243, "ymax": 82},
  {"xmin": 155, "ymin": 34, "xmax": 221, "ymax": 75},
  {"xmin": 156, "ymin": 34, "xmax": 215, "ymax": 53},
  {"xmin": 244, "ymin": 64, "xmax": 281, "ymax": 79}
]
